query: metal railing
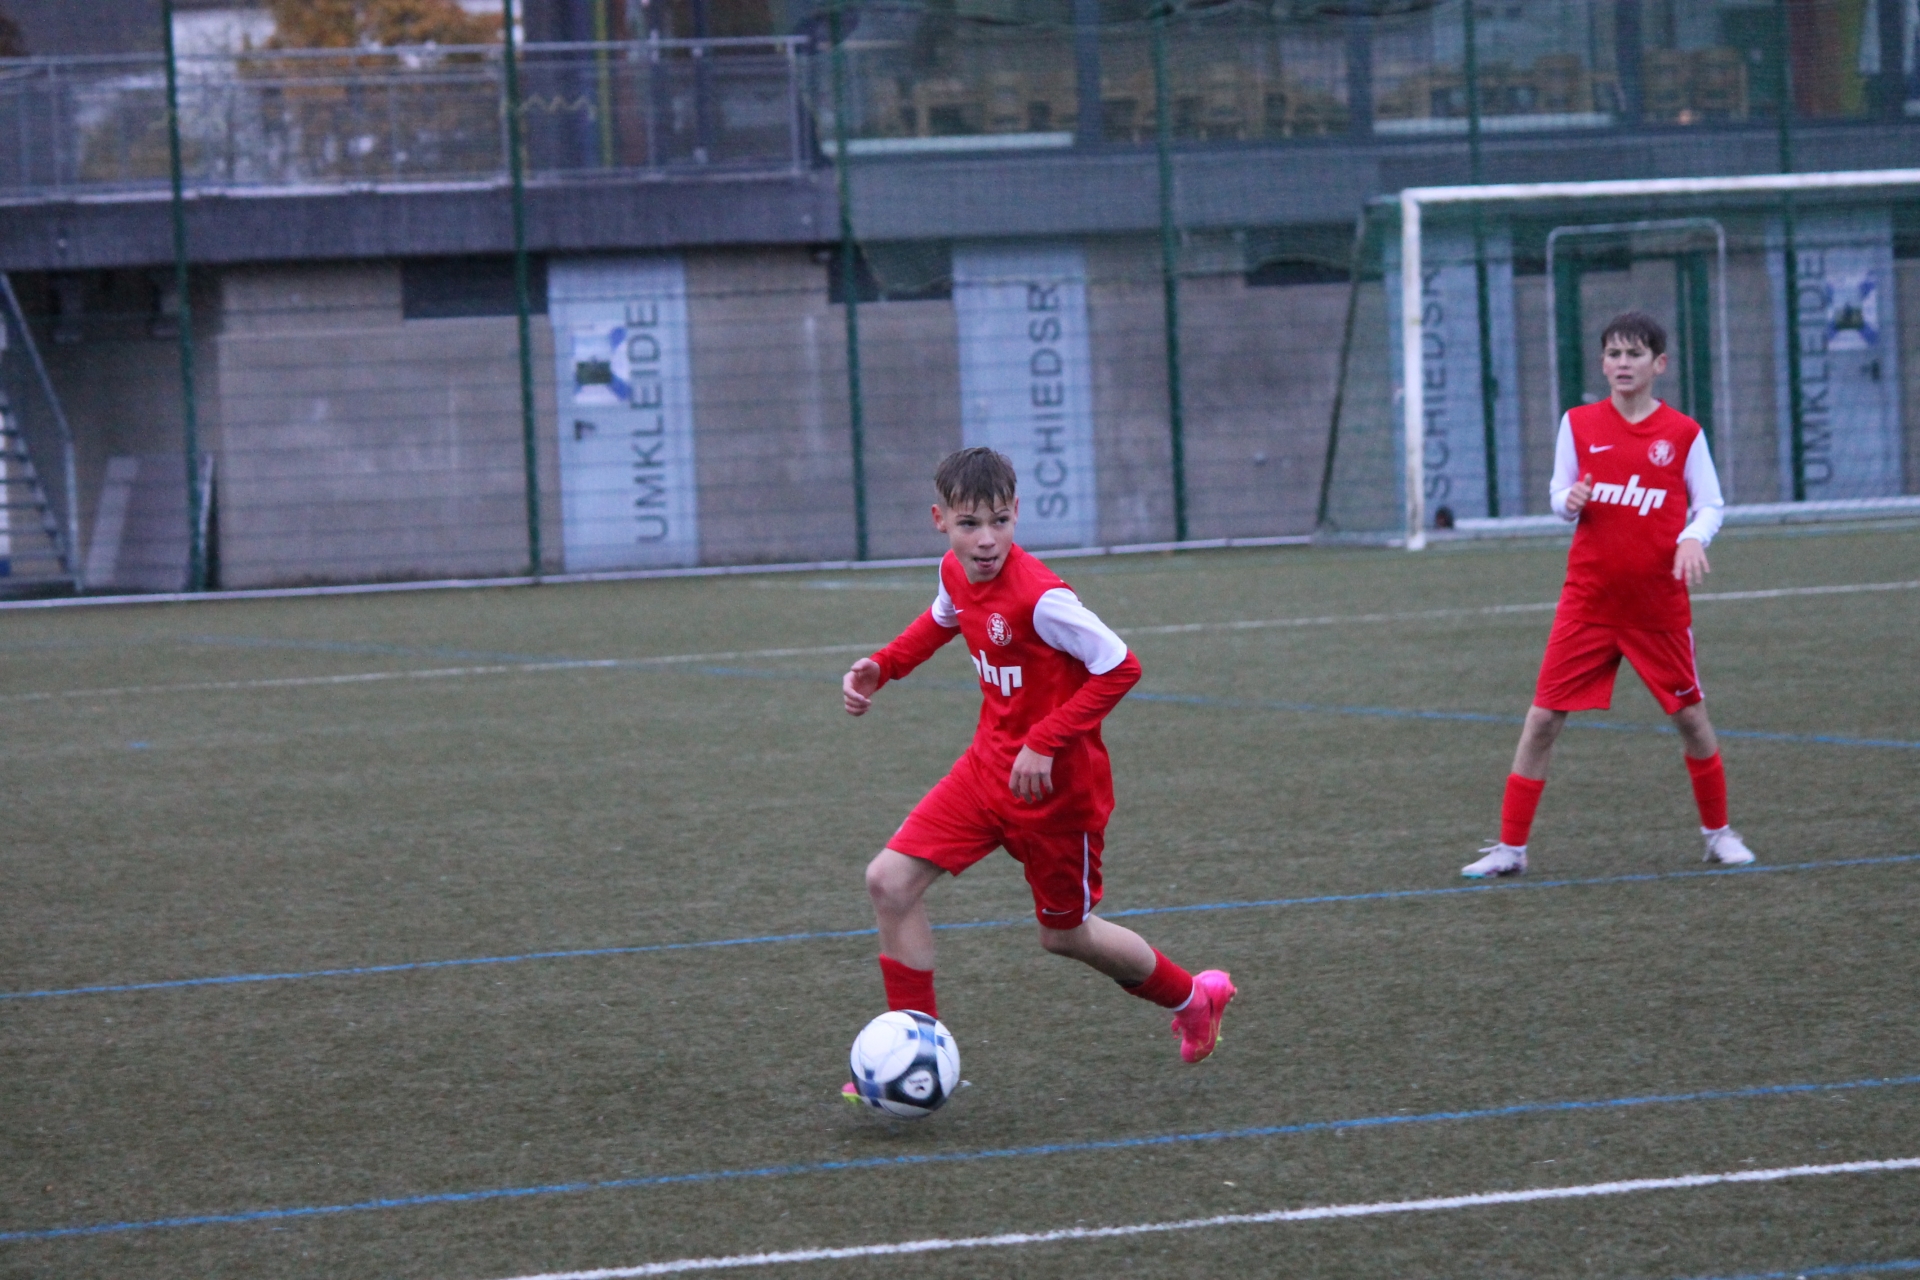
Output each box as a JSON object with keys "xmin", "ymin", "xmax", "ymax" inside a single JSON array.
[
  {"xmin": 0, "ymin": 38, "xmax": 810, "ymax": 199},
  {"xmin": 5, "ymin": 0, "xmax": 1919, "ymax": 203}
]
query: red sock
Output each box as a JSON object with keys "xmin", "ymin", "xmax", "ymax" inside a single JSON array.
[
  {"xmin": 878, "ymin": 955, "xmax": 937, "ymax": 1018},
  {"xmin": 1686, "ymin": 752, "xmax": 1729, "ymax": 830},
  {"xmin": 1121, "ymin": 949, "xmax": 1195, "ymax": 1010},
  {"xmin": 1501, "ymin": 774, "xmax": 1547, "ymax": 848}
]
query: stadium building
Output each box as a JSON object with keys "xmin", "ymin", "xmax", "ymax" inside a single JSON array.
[{"xmin": 0, "ymin": 0, "xmax": 1916, "ymax": 589}]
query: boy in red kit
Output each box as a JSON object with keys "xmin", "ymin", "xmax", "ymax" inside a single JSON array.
[
  {"xmin": 840, "ymin": 447, "xmax": 1235, "ymax": 1082},
  {"xmin": 1463, "ymin": 312, "xmax": 1757, "ymax": 878}
]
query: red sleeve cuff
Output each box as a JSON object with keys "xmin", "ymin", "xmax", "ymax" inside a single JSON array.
[{"xmin": 872, "ymin": 610, "xmax": 960, "ymax": 685}]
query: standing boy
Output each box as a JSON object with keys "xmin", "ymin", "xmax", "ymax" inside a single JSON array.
[
  {"xmin": 841, "ymin": 447, "xmax": 1235, "ymax": 1076},
  {"xmin": 1463, "ymin": 311, "xmax": 1757, "ymax": 878}
]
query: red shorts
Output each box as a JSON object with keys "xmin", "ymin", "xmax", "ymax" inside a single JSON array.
[
  {"xmin": 1534, "ymin": 616, "xmax": 1704, "ymax": 716},
  {"xmin": 888, "ymin": 762, "xmax": 1104, "ymax": 929}
]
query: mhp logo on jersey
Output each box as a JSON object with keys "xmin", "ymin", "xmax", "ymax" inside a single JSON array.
[
  {"xmin": 970, "ymin": 650, "xmax": 1024, "ymax": 696},
  {"xmin": 1589, "ymin": 474, "xmax": 1668, "ymax": 516}
]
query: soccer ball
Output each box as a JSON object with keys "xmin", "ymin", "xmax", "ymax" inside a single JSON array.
[{"xmin": 847, "ymin": 1010, "xmax": 960, "ymax": 1119}]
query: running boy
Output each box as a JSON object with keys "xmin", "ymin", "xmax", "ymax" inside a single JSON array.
[
  {"xmin": 841, "ymin": 447, "xmax": 1236, "ymax": 1074},
  {"xmin": 1462, "ymin": 311, "xmax": 1757, "ymax": 878}
]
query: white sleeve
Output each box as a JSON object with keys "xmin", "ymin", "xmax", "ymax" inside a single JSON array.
[
  {"xmin": 1678, "ymin": 433, "xmax": 1726, "ymax": 547},
  {"xmin": 1032, "ymin": 587, "xmax": 1129, "ymax": 675},
  {"xmin": 1548, "ymin": 413, "xmax": 1580, "ymax": 520},
  {"xmin": 930, "ymin": 577, "xmax": 958, "ymax": 628}
]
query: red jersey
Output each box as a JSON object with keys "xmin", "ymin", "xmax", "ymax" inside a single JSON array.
[
  {"xmin": 1556, "ymin": 400, "xmax": 1710, "ymax": 631},
  {"xmin": 871, "ymin": 544, "xmax": 1139, "ymax": 830}
]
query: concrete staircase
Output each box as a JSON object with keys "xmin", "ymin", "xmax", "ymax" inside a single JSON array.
[{"xmin": 0, "ymin": 390, "xmax": 75, "ymax": 589}]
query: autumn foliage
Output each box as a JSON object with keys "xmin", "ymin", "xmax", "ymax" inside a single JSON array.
[{"xmin": 266, "ymin": 0, "xmax": 501, "ymax": 50}]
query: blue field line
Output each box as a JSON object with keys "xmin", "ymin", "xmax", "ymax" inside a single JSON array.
[
  {"xmin": 5, "ymin": 853, "xmax": 1915, "ymax": 1004},
  {"xmin": 1693, "ymin": 1266, "xmax": 1920, "ymax": 1280},
  {"xmin": 0, "ymin": 927, "xmax": 883, "ymax": 1001},
  {"xmin": 4, "ymin": 1073, "xmax": 1916, "ymax": 1245}
]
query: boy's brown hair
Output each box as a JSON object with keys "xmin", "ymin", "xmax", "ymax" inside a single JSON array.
[
  {"xmin": 1599, "ymin": 310, "xmax": 1668, "ymax": 357},
  {"xmin": 935, "ymin": 446, "xmax": 1018, "ymax": 510}
]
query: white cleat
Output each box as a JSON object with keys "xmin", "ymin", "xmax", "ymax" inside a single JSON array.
[
  {"xmin": 1703, "ymin": 827, "xmax": 1756, "ymax": 866},
  {"xmin": 1462, "ymin": 842, "xmax": 1527, "ymax": 878}
]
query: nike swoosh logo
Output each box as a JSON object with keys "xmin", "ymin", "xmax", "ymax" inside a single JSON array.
[
  {"xmin": 1589, "ymin": 444, "xmax": 1615, "ymax": 452},
  {"xmin": 1673, "ymin": 685, "xmax": 1697, "ymax": 697}
]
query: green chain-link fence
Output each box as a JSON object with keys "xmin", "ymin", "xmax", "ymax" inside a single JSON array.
[{"xmin": 1, "ymin": 0, "xmax": 1916, "ymax": 590}]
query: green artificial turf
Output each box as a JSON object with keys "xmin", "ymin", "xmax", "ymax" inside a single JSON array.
[{"xmin": 0, "ymin": 525, "xmax": 1915, "ymax": 1279}]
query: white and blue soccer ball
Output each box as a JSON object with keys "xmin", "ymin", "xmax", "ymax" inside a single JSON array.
[{"xmin": 848, "ymin": 1010, "xmax": 960, "ymax": 1119}]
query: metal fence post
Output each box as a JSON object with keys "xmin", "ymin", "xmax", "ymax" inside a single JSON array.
[
  {"xmin": 1464, "ymin": 0, "xmax": 1500, "ymax": 517},
  {"xmin": 593, "ymin": 0, "xmax": 614, "ymax": 169},
  {"xmin": 503, "ymin": 0, "xmax": 544, "ymax": 575},
  {"xmin": 1151, "ymin": 4, "xmax": 1187, "ymax": 542},
  {"xmin": 1775, "ymin": 0, "xmax": 1806, "ymax": 500},
  {"xmin": 1072, "ymin": 0, "xmax": 1103, "ymax": 146},
  {"xmin": 829, "ymin": 0, "xmax": 869, "ymax": 561},
  {"xmin": 1315, "ymin": 210, "xmax": 1371, "ymax": 530},
  {"xmin": 162, "ymin": 0, "xmax": 206, "ymax": 591}
]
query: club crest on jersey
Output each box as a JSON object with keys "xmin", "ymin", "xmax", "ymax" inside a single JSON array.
[
  {"xmin": 987, "ymin": 613, "xmax": 1014, "ymax": 647},
  {"xmin": 1648, "ymin": 439, "xmax": 1675, "ymax": 466},
  {"xmin": 1588, "ymin": 473, "xmax": 1668, "ymax": 516}
]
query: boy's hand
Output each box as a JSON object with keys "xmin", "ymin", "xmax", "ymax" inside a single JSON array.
[
  {"xmin": 1673, "ymin": 537, "xmax": 1709, "ymax": 587},
  {"xmin": 1008, "ymin": 746, "xmax": 1055, "ymax": 803},
  {"xmin": 842, "ymin": 658, "xmax": 882, "ymax": 716},
  {"xmin": 1564, "ymin": 472, "xmax": 1594, "ymax": 518}
]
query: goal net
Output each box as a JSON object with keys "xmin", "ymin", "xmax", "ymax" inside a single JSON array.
[{"xmin": 1316, "ymin": 169, "xmax": 1920, "ymax": 547}]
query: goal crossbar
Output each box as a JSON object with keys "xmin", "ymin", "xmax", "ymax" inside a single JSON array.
[{"xmin": 1396, "ymin": 167, "xmax": 1920, "ymax": 549}]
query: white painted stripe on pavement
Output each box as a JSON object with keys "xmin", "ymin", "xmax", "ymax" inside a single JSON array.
[{"xmin": 482, "ymin": 1156, "xmax": 1920, "ymax": 1279}]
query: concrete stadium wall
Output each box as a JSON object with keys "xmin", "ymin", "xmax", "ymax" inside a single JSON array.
[
  {"xmin": 18, "ymin": 245, "xmax": 1363, "ymax": 587},
  {"xmin": 1085, "ymin": 239, "xmax": 1176, "ymax": 546},
  {"xmin": 682, "ymin": 251, "xmax": 858, "ymax": 566},
  {"xmin": 847, "ymin": 292, "xmax": 965, "ymax": 562},
  {"xmin": 1087, "ymin": 237, "xmax": 1359, "ymax": 541},
  {"xmin": 1176, "ymin": 270, "xmax": 1347, "ymax": 538},
  {"xmin": 211, "ymin": 264, "xmax": 562, "ymax": 587},
  {"xmin": 683, "ymin": 251, "xmax": 961, "ymax": 566},
  {"xmin": 1512, "ymin": 272, "xmax": 1555, "ymax": 513}
]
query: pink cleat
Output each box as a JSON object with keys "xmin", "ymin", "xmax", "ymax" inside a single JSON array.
[
  {"xmin": 841, "ymin": 1081, "xmax": 862, "ymax": 1104},
  {"xmin": 1171, "ymin": 970, "xmax": 1236, "ymax": 1064}
]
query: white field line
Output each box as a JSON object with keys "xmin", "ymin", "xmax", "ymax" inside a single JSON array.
[
  {"xmin": 2, "ymin": 580, "xmax": 1913, "ymax": 706},
  {"xmin": 485, "ymin": 1156, "xmax": 1920, "ymax": 1279},
  {"xmin": 1122, "ymin": 579, "xmax": 1920, "ymax": 637},
  {"xmin": 0, "ymin": 662, "xmax": 594, "ymax": 703},
  {"xmin": 1124, "ymin": 601, "xmax": 1560, "ymax": 636},
  {"xmin": 0, "ymin": 644, "xmax": 881, "ymax": 705}
]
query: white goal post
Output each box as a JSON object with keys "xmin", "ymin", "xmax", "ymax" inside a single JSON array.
[{"xmin": 1397, "ymin": 167, "xmax": 1920, "ymax": 551}]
